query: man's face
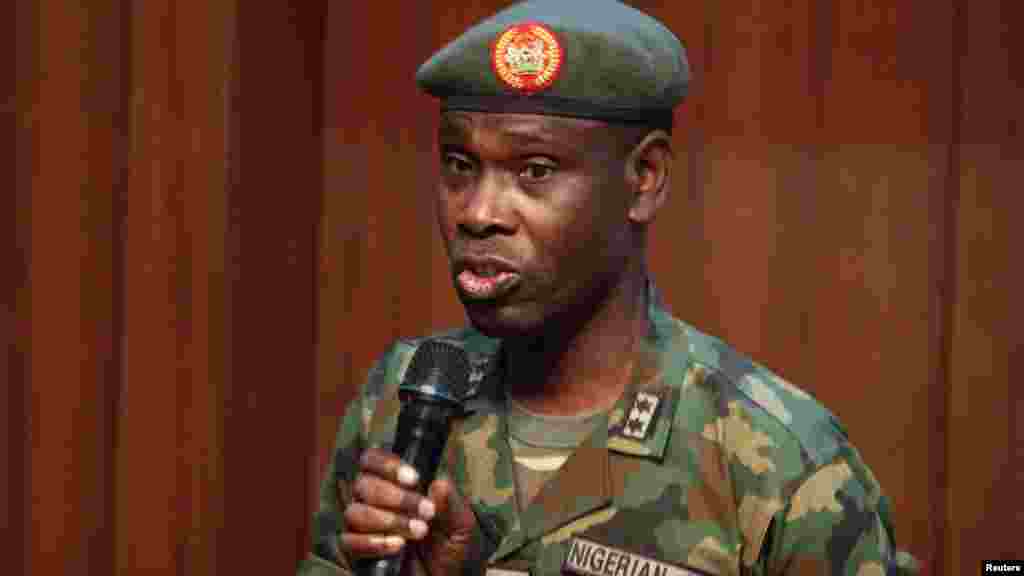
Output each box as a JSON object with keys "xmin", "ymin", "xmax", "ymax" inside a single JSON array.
[{"xmin": 436, "ymin": 111, "xmax": 637, "ymax": 338}]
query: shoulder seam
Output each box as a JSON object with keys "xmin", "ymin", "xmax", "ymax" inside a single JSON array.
[{"xmin": 688, "ymin": 358, "xmax": 828, "ymax": 471}]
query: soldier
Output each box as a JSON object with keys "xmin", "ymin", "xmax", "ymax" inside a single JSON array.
[{"xmin": 299, "ymin": 1, "xmax": 919, "ymax": 575}]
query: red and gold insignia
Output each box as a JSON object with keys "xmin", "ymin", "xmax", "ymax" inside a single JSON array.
[{"xmin": 491, "ymin": 22, "xmax": 564, "ymax": 94}]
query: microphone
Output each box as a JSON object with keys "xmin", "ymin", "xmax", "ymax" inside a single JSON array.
[{"xmin": 355, "ymin": 341, "xmax": 472, "ymax": 576}]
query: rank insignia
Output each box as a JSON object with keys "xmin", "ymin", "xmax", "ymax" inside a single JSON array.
[
  {"xmin": 622, "ymin": 391, "xmax": 661, "ymax": 440},
  {"xmin": 491, "ymin": 22, "xmax": 564, "ymax": 94}
]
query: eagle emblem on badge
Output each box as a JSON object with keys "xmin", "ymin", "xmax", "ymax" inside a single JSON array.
[{"xmin": 491, "ymin": 22, "xmax": 563, "ymax": 93}]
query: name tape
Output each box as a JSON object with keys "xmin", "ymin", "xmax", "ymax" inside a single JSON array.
[{"xmin": 563, "ymin": 537, "xmax": 707, "ymax": 576}]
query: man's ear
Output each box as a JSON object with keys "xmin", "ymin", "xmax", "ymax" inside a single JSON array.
[{"xmin": 624, "ymin": 130, "xmax": 672, "ymax": 224}]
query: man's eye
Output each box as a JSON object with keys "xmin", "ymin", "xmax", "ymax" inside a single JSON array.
[
  {"xmin": 520, "ymin": 163, "xmax": 555, "ymax": 181},
  {"xmin": 444, "ymin": 155, "xmax": 474, "ymax": 175}
]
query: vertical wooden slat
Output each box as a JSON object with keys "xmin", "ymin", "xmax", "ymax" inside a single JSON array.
[
  {"xmin": 117, "ymin": 0, "xmax": 217, "ymax": 570},
  {"xmin": 316, "ymin": 0, "xmax": 345, "ymax": 499},
  {"xmin": 177, "ymin": 0, "xmax": 235, "ymax": 571},
  {"xmin": 221, "ymin": 1, "xmax": 326, "ymax": 572},
  {"xmin": 934, "ymin": 2, "xmax": 967, "ymax": 575},
  {"xmin": 319, "ymin": 0, "xmax": 374, "ymax": 490},
  {"xmin": 4, "ymin": 1, "xmax": 33, "ymax": 574},
  {"xmin": 25, "ymin": 0, "xmax": 128, "ymax": 573},
  {"xmin": 118, "ymin": 0, "xmax": 180, "ymax": 569},
  {"xmin": 804, "ymin": 0, "xmax": 953, "ymax": 566},
  {"xmin": 103, "ymin": 2, "xmax": 267, "ymax": 574},
  {"xmin": 948, "ymin": 0, "xmax": 1024, "ymax": 570}
]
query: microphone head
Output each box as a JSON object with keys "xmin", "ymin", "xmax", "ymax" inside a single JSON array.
[{"xmin": 398, "ymin": 341, "xmax": 472, "ymax": 405}]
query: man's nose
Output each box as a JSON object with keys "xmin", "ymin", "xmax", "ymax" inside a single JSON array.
[{"xmin": 458, "ymin": 173, "xmax": 515, "ymax": 237}]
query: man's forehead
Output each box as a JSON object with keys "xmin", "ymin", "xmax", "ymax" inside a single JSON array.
[{"xmin": 438, "ymin": 111, "xmax": 607, "ymax": 142}]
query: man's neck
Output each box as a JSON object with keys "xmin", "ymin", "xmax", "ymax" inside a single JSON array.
[{"xmin": 502, "ymin": 273, "xmax": 650, "ymax": 417}]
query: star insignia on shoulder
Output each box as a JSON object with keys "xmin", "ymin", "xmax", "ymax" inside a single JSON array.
[
  {"xmin": 621, "ymin": 391, "xmax": 661, "ymax": 440},
  {"xmin": 626, "ymin": 417, "xmax": 646, "ymax": 435}
]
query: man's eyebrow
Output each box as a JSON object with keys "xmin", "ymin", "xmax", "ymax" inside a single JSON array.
[{"xmin": 437, "ymin": 118, "xmax": 470, "ymax": 140}]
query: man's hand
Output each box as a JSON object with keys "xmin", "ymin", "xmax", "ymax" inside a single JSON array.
[{"xmin": 340, "ymin": 448, "xmax": 477, "ymax": 576}]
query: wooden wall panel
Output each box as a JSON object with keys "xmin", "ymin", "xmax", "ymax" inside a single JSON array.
[
  {"xmin": 221, "ymin": 1, "xmax": 326, "ymax": 572},
  {"xmin": 115, "ymin": 0, "xmax": 237, "ymax": 572},
  {"xmin": 9, "ymin": 0, "xmax": 326, "ymax": 574},
  {"xmin": 118, "ymin": 0, "xmax": 185, "ymax": 569},
  {"xmin": 19, "ymin": 1, "xmax": 128, "ymax": 573},
  {"xmin": 948, "ymin": 0, "xmax": 1024, "ymax": 571},
  {"xmin": 5, "ymin": 0, "xmax": 1020, "ymax": 574}
]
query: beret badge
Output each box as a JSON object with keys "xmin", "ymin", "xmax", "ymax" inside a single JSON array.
[{"xmin": 490, "ymin": 22, "xmax": 563, "ymax": 94}]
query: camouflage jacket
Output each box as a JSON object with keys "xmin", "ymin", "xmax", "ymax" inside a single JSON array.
[{"xmin": 299, "ymin": 284, "xmax": 919, "ymax": 576}]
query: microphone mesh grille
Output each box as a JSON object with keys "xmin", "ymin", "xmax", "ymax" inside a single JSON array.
[{"xmin": 403, "ymin": 341, "xmax": 472, "ymax": 399}]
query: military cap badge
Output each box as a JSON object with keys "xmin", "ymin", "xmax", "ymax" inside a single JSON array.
[{"xmin": 491, "ymin": 22, "xmax": 563, "ymax": 93}]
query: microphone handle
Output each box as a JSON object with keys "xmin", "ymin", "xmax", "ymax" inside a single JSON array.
[{"xmin": 355, "ymin": 395, "xmax": 460, "ymax": 576}]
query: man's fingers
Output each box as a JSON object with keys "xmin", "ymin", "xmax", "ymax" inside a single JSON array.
[
  {"xmin": 339, "ymin": 532, "xmax": 406, "ymax": 559},
  {"xmin": 344, "ymin": 502, "xmax": 430, "ymax": 541},
  {"xmin": 351, "ymin": 472, "xmax": 436, "ymax": 521},
  {"xmin": 339, "ymin": 448, "xmax": 447, "ymax": 562},
  {"xmin": 360, "ymin": 448, "xmax": 420, "ymax": 488}
]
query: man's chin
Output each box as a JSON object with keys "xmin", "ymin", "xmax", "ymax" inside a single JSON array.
[{"xmin": 462, "ymin": 303, "xmax": 543, "ymax": 339}]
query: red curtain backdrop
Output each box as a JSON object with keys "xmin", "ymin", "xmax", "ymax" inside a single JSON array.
[{"xmin": 4, "ymin": 1, "xmax": 1021, "ymax": 574}]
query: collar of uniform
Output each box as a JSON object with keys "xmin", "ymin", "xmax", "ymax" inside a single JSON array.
[
  {"xmin": 603, "ymin": 279, "xmax": 688, "ymax": 461},
  {"xmin": 470, "ymin": 279, "xmax": 690, "ymax": 563}
]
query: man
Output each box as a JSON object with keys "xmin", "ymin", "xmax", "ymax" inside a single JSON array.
[{"xmin": 299, "ymin": 1, "xmax": 919, "ymax": 575}]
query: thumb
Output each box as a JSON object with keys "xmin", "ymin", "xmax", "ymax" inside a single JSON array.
[{"xmin": 427, "ymin": 476, "xmax": 475, "ymax": 540}]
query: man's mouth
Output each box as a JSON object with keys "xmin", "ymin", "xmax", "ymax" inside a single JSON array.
[{"xmin": 455, "ymin": 259, "xmax": 521, "ymax": 301}]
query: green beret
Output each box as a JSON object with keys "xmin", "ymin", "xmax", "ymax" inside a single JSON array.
[{"xmin": 415, "ymin": 0, "xmax": 689, "ymax": 126}]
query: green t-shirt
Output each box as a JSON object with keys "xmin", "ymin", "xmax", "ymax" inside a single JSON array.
[{"xmin": 505, "ymin": 394, "xmax": 610, "ymax": 512}]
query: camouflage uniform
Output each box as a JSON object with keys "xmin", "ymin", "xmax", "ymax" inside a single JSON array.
[
  {"xmin": 305, "ymin": 8, "xmax": 921, "ymax": 572},
  {"xmin": 298, "ymin": 283, "xmax": 919, "ymax": 576}
]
